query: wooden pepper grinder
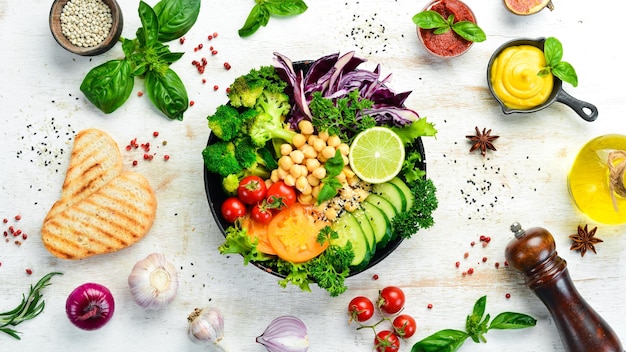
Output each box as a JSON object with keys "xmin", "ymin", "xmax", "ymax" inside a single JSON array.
[{"xmin": 505, "ymin": 222, "xmax": 624, "ymax": 352}]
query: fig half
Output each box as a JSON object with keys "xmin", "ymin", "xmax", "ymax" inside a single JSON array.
[{"xmin": 503, "ymin": 0, "xmax": 554, "ymax": 15}]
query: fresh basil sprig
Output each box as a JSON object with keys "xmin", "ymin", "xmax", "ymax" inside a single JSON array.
[
  {"xmin": 239, "ymin": 0, "xmax": 308, "ymax": 38},
  {"xmin": 412, "ymin": 11, "xmax": 486, "ymax": 43},
  {"xmin": 538, "ymin": 37, "xmax": 578, "ymax": 87},
  {"xmin": 80, "ymin": 0, "xmax": 199, "ymax": 120},
  {"xmin": 411, "ymin": 296, "xmax": 536, "ymax": 352}
]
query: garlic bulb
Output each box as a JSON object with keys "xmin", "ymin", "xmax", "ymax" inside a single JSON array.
[
  {"xmin": 128, "ymin": 253, "xmax": 178, "ymax": 309},
  {"xmin": 188, "ymin": 307, "xmax": 224, "ymax": 345}
]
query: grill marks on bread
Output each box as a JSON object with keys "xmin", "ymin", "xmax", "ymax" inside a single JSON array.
[{"xmin": 41, "ymin": 129, "xmax": 157, "ymax": 260}]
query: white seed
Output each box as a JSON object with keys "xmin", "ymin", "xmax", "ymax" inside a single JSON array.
[{"xmin": 60, "ymin": 0, "xmax": 113, "ymax": 48}]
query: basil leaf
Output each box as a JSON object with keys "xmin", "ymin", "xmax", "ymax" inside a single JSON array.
[
  {"xmin": 159, "ymin": 51, "xmax": 185, "ymax": 64},
  {"xmin": 80, "ymin": 59, "xmax": 134, "ymax": 114},
  {"xmin": 489, "ymin": 312, "xmax": 538, "ymax": 330},
  {"xmin": 433, "ymin": 27, "xmax": 451, "ymax": 35},
  {"xmin": 412, "ymin": 10, "xmax": 448, "ymax": 29},
  {"xmin": 552, "ymin": 61, "xmax": 578, "ymax": 87},
  {"xmin": 452, "ymin": 21, "xmax": 486, "ymax": 42},
  {"xmin": 239, "ymin": 4, "xmax": 271, "ymax": 37},
  {"xmin": 138, "ymin": 1, "xmax": 159, "ymax": 47},
  {"xmin": 411, "ymin": 329, "xmax": 469, "ymax": 352},
  {"xmin": 471, "ymin": 295, "xmax": 487, "ymax": 319},
  {"xmin": 263, "ymin": 0, "xmax": 308, "ymax": 16},
  {"xmin": 316, "ymin": 150, "xmax": 345, "ymax": 204},
  {"xmin": 543, "ymin": 37, "xmax": 563, "ymax": 67},
  {"xmin": 145, "ymin": 68, "xmax": 188, "ymax": 120},
  {"xmin": 153, "ymin": 0, "xmax": 201, "ymax": 42},
  {"xmin": 122, "ymin": 38, "xmax": 137, "ymax": 58}
]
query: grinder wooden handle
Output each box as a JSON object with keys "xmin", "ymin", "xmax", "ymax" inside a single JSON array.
[{"xmin": 504, "ymin": 223, "xmax": 623, "ymax": 352}]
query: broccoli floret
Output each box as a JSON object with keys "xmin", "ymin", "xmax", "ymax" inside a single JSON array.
[
  {"xmin": 207, "ymin": 104, "xmax": 258, "ymax": 141},
  {"xmin": 202, "ymin": 140, "xmax": 241, "ymax": 177},
  {"xmin": 227, "ymin": 66, "xmax": 288, "ymax": 108},
  {"xmin": 248, "ymin": 91, "xmax": 296, "ymax": 146}
]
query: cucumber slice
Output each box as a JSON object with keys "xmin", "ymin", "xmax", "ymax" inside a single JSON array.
[
  {"xmin": 365, "ymin": 194, "xmax": 398, "ymax": 241},
  {"xmin": 361, "ymin": 200, "xmax": 393, "ymax": 249},
  {"xmin": 352, "ymin": 208, "xmax": 377, "ymax": 257},
  {"xmin": 389, "ymin": 177, "xmax": 414, "ymax": 211},
  {"xmin": 372, "ymin": 182, "xmax": 405, "ymax": 213},
  {"xmin": 331, "ymin": 212, "xmax": 371, "ymax": 268}
]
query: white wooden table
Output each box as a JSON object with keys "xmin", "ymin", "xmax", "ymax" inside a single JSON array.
[{"xmin": 1, "ymin": 1, "xmax": 625, "ymax": 351}]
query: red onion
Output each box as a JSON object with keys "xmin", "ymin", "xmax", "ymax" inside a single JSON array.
[
  {"xmin": 256, "ymin": 315, "xmax": 309, "ymax": 352},
  {"xmin": 65, "ymin": 282, "xmax": 115, "ymax": 330}
]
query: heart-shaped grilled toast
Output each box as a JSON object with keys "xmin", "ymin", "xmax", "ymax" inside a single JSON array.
[{"xmin": 42, "ymin": 129, "xmax": 157, "ymax": 260}]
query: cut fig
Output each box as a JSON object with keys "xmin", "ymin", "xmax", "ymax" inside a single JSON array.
[{"xmin": 503, "ymin": 0, "xmax": 554, "ymax": 15}]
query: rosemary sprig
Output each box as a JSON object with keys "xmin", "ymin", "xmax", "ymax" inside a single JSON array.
[{"xmin": 0, "ymin": 272, "xmax": 62, "ymax": 340}]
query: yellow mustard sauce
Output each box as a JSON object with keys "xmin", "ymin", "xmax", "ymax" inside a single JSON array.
[{"xmin": 490, "ymin": 45, "xmax": 553, "ymax": 110}]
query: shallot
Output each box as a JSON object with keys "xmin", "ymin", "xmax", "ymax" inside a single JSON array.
[
  {"xmin": 65, "ymin": 282, "xmax": 115, "ymax": 330},
  {"xmin": 128, "ymin": 253, "xmax": 178, "ymax": 309},
  {"xmin": 256, "ymin": 315, "xmax": 309, "ymax": 352}
]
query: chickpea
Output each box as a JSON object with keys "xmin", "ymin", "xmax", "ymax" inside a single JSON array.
[
  {"xmin": 299, "ymin": 164, "xmax": 309, "ymax": 177},
  {"xmin": 277, "ymin": 167, "xmax": 289, "ymax": 180},
  {"xmin": 289, "ymin": 149, "xmax": 305, "ymax": 164},
  {"xmin": 318, "ymin": 131, "xmax": 330, "ymax": 141},
  {"xmin": 298, "ymin": 193, "xmax": 314, "ymax": 205},
  {"xmin": 312, "ymin": 138, "xmax": 326, "ymax": 152},
  {"xmin": 298, "ymin": 120, "xmax": 314, "ymax": 135},
  {"xmin": 270, "ymin": 169, "xmax": 279, "ymax": 183},
  {"xmin": 327, "ymin": 135, "xmax": 341, "ymax": 147},
  {"xmin": 296, "ymin": 176, "xmax": 311, "ymax": 194},
  {"xmin": 289, "ymin": 164, "xmax": 303, "ymax": 179},
  {"xmin": 342, "ymin": 155, "xmax": 349, "ymax": 166},
  {"xmin": 307, "ymin": 174, "xmax": 320, "ymax": 187},
  {"xmin": 311, "ymin": 167, "xmax": 326, "ymax": 179},
  {"xmin": 278, "ymin": 155, "xmax": 294, "ymax": 171},
  {"xmin": 301, "ymin": 145, "xmax": 317, "ymax": 159},
  {"xmin": 305, "ymin": 158, "xmax": 321, "ymax": 172},
  {"xmin": 284, "ymin": 174, "xmax": 296, "ymax": 187},
  {"xmin": 321, "ymin": 145, "xmax": 336, "ymax": 160},
  {"xmin": 280, "ymin": 143, "xmax": 293, "ymax": 156},
  {"xmin": 292, "ymin": 134, "xmax": 306, "ymax": 148},
  {"xmin": 307, "ymin": 134, "xmax": 319, "ymax": 146},
  {"xmin": 265, "ymin": 179, "xmax": 274, "ymax": 189},
  {"xmin": 325, "ymin": 207, "xmax": 338, "ymax": 221},
  {"xmin": 344, "ymin": 201, "xmax": 357, "ymax": 213},
  {"xmin": 343, "ymin": 166, "xmax": 355, "ymax": 178},
  {"xmin": 312, "ymin": 185, "xmax": 321, "ymax": 198},
  {"xmin": 338, "ymin": 143, "xmax": 350, "ymax": 155},
  {"xmin": 336, "ymin": 172, "xmax": 347, "ymax": 183}
]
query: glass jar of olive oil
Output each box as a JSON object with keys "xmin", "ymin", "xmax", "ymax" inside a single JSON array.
[{"xmin": 568, "ymin": 134, "xmax": 626, "ymax": 225}]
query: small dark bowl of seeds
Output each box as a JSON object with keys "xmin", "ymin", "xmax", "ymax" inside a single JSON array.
[{"xmin": 49, "ymin": 0, "xmax": 123, "ymax": 56}]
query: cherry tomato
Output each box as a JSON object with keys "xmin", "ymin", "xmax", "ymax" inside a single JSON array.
[
  {"xmin": 221, "ymin": 197, "xmax": 247, "ymax": 223},
  {"xmin": 238, "ymin": 176, "xmax": 267, "ymax": 205},
  {"xmin": 374, "ymin": 330, "xmax": 400, "ymax": 352},
  {"xmin": 378, "ymin": 286, "xmax": 405, "ymax": 314},
  {"xmin": 348, "ymin": 296, "xmax": 375, "ymax": 322},
  {"xmin": 266, "ymin": 181, "xmax": 296, "ymax": 210},
  {"xmin": 392, "ymin": 314, "xmax": 417, "ymax": 338},
  {"xmin": 251, "ymin": 202, "xmax": 273, "ymax": 224}
]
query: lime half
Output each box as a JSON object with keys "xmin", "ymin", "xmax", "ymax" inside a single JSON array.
[{"xmin": 349, "ymin": 127, "xmax": 405, "ymax": 184}]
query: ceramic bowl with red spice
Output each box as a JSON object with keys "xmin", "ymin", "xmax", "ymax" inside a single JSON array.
[
  {"xmin": 415, "ymin": 0, "xmax": 478, "ymax": 58},
  {"xmin": 49, "ymin": 0, "xmax": 123, "ymax": 56}
]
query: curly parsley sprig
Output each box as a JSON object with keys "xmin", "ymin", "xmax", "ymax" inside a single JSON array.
[{"xmin": 0, "ymin": 272, "xmax": 63, "ymax": 340}]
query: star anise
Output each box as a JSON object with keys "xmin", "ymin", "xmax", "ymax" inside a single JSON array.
[
  {"xmin": 466, "ymin": 126, "xmax": 499, "ymax": 157},
  {"xmin": 569, "ymin": 224, "xmax": 603, "ymax": 257}
]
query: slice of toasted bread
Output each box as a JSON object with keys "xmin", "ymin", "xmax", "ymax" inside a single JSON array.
[
  {"xmin": 42, "ymin": 171, "xmax": 157, "ymax": 260},
  {"xmin": 44, "ymin": 128, "xmax": 123, "ymax": 222}
]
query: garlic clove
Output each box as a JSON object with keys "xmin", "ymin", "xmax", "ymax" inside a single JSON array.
[
  {"xmin": 128, "ymin": 253, "xmax": 178, "ymax": 309},
  {"xmin": 188, "ymin": 307, "xmax": 225, "ymax": 345}
]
